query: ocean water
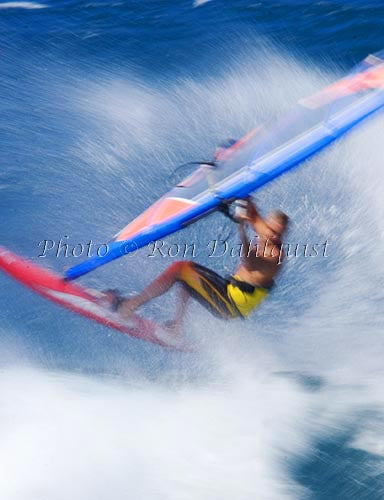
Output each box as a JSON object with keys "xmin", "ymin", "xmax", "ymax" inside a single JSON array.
[{"xmin": 1, "ymin": 1, "xmax": 384, "ymax": 499}]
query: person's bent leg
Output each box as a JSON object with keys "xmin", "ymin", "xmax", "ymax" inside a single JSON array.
[
  {"xmin": 119, "ymin": 261, "xmax": 190, "ymax": 319},
  {"xmin": 169, "ymin": 284, "xmax": 191, "ymax": 333}
]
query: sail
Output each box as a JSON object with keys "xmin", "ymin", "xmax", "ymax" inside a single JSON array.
[{"xmin": 65, "ymin": 51, "xmax": 384, "ymax": 280}]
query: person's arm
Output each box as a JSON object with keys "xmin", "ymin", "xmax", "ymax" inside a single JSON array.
[
  {"xmin": 238, "ymin": 220, "xmax": 248, "ymax": 251},
  {"xmin": 237, "ymin": 220, "xmax": 252, "ymax": 264},
  {"xmin": 246, "ymin": 198, "xmax": 271, "ymax": 238}
]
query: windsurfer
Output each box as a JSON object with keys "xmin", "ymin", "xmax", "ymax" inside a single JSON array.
[{"xmin": 103, "ymin": 198, "xmax": 288, "ymax": 330}]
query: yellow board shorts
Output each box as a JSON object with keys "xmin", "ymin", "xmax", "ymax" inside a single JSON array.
[{"xmin": 179, "ymin": 262, "xmax": 271, "ymax": 320}]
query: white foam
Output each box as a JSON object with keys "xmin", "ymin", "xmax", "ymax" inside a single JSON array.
[
  {"xmin": 0, "ymin": 365, "xmax": 316, "ymax": 500},
  {"xmin": 0, "ymin": 2, "xmax": 46, "ymax": 9},
  {"xmin": 193, "ymin": 0, "xmax": 212, "ymax": 7}
]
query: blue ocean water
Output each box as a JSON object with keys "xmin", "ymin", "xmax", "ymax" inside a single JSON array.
[{"xmin": 1, "ymin": 1, "xmax": 384, "ymax": 499}]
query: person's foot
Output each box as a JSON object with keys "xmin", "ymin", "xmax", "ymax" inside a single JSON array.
[
  {"xmin": 100, "ymin": 289, "xmax": 124, "ymax": 312},
  {"xmin": 118, "ymin": 297, "xmax": 142, "ymax": 319}
]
